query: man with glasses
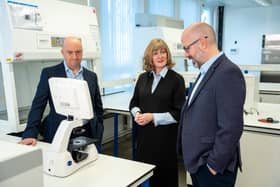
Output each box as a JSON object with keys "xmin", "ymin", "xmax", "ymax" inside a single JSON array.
[{"xmin": 178, "ymin": 22, "xmax": 246, "ymax": 187}]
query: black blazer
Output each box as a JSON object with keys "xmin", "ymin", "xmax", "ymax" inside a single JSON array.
[
  {"xmin": 178, "ymin": 54, "xmax": 246, "ymax": 174},
  {"xmin": 129, "ymin": 69, "xmax": 186, "ymax": 167},
  {"xmin": 22, "ymin": 62, "xmax": 104, "ymax": 145}
]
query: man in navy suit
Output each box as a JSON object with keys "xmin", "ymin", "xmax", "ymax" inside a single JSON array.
[
  {"xmin": 178, "ymin": 23, "xmax": 246, "ymax": 187},
  {"xmin": 19, "ymin": 36, "xmax": 103, "ymax": 149}
]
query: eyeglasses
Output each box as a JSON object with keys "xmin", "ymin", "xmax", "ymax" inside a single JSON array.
[{"xmin": 183, "ymin": 36, "xmax": 208, "ymax": 53}]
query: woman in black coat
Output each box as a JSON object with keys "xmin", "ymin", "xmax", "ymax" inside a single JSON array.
[{"xmin": 129, "ymin": 38, "xmax": 186, "ymax": 187}]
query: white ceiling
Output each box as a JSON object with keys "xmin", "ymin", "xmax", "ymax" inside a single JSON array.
[{"xmin": 202, "ymin": 0, "xmax": 280, "ymax": 8}]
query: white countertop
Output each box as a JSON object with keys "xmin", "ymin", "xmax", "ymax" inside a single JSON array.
[
  {"xmin": 44, "ymin": 154, "xmax": 154, "ymax": 187},
  {"xmin": 244, "ymin": 103, "xmax": 280, "ymax": 132},
  {"xmin": 0, "ymin": 135, "xmax": 155, "ymax": 187},
  {"xmin": 102, "ymin": 91, "xmax": 132, "ymax": 113}
]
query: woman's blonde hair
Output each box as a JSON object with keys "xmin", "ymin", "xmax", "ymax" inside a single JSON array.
[{"xmin": 143, "ymin": 38, "xmax": 175, "ymax": 71}]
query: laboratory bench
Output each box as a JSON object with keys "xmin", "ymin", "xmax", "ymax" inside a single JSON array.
[
  {"xmin": 0, "ymin": 134, "xmax": 155, "ymax": 187},
  {"xmin": 236, "ymin": 102, "xmax": 280, "ymax": 186}
]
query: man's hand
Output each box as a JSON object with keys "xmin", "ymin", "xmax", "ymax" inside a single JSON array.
[
  {"xmin": 207, "ymin": 164, "xmax": 217, "ymax": 175},
  {"xmin": 18, "ymin": 138, "xmax": 37, "ymax": 146}
]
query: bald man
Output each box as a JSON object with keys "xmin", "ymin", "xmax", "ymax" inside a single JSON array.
[
  {"xmin": 20, "ymin": 36, "xmax": 104, "ymax": 150},
  {"xmin": 177, "ymin": 23, "xmax": 246, "ymax": 187}
]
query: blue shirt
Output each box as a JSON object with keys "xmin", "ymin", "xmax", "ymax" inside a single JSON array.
[
  {"xmin": 63, "ymin": 61, "xmax": 84, "ymax": 80},
  {"xmin": 63, "ymin": 61, "xmax": 87, "ymax": 124},
  {"xmin": 188, "ymin": 52, "xmax": 223, "ymax": 105},
  {"xmin": 131, "ymin": 67, "xmax": 177, "ymax": 126}
]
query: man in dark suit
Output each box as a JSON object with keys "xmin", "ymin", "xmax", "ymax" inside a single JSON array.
[
  {"xmin": 178, "ymin": 22, "xmax": 246, "ymax": 187},
  {"xmin": 19, "ymin": 36, "xmax": 103, "ymax": 149}
]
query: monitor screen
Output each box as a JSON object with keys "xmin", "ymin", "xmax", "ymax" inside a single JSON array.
[{"xmin": 48, "ymin": 78, "xmax": 93, "ymax": 119}]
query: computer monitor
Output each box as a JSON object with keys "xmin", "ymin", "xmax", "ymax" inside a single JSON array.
[{"xmin": 48, "ymin": 77, "xmax": 93, "ymax": 119}]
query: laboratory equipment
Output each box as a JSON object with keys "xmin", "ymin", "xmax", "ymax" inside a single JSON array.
[
  {"xmin": 135, "ymin": 13, "xmax": 184, "ymax": 29},
  {"xmin": 44, "ymin": 78, "xmax": 98, "ymax": 177},
  {"xmin": 244, "ymin": 74, "xmax": 259, "ymax": 113},
  {"xmin": 0, "ymin": 0, "xmax": 101, "ymax": 133},
  {"xmin": 261, "ymin": 34, "xmax": 280, "ymax": 83},
  {"xmin": 0, "ymin": 0, "xmax": 101, "ymax": 62}
]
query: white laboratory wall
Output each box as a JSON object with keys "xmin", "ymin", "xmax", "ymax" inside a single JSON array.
[
  {"xmin": 223, "ymin": 5, "xmax": 280, "ymax": 65},
  {"xmin": 148, "ymin": 0, "xmax": 174, "ymax": 17},
  {"xmin": 179, "ymin": 0, "xmax": 201, "ymax": 28},
  {"xmin": 134, "ymin": 0, "xmax": 145, "ymax": 13}
]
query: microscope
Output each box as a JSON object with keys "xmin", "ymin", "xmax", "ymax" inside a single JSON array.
[{"xmin": 43, "ymin": 78, "xmax": 98, "ymax": 177}]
